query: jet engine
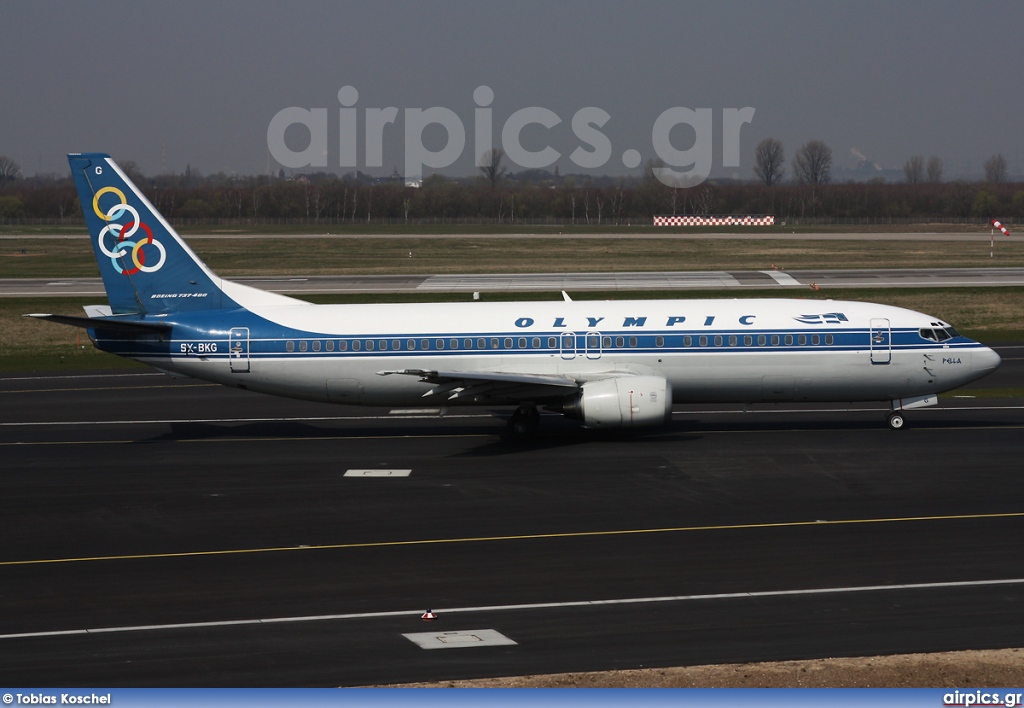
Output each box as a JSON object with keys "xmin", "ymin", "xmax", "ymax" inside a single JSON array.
[{"xmin": 553, "ymin": 376, "xmax": 672, "ymax": 428}]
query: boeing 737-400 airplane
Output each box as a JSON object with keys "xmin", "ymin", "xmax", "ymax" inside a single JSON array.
[{"xmin": 28, "ymin": 153, "xmax": 1001, "ymax": 437}]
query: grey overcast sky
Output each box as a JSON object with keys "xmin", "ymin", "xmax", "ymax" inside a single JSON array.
[{"xmin": 2, "ymin": 0, "xmax": 1022, "ymax": 180}]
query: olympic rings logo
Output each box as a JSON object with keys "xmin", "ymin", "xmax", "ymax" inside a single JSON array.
[{"xmin": 92, "ymin": 186, "xmax": 166, "ymax": 276}]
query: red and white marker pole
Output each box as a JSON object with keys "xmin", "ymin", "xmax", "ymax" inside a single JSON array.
[{"xmin": 991, "ymin": 220, "xmax": 1011, "ymax": 258}]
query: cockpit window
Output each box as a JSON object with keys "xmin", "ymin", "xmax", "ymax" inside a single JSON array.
[{"xmin": 920, "ymin": 327, "xmax": 959, "ymax": 342}]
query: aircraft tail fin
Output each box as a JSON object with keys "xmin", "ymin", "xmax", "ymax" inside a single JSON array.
[{"xmin": 68, "ymin": 153, "xmax": 240, "ymax": 315}]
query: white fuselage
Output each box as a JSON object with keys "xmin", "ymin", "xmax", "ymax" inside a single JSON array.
[{"xmin": 112, "ymin": 297, "xmax": 1000, "ymax": 407}]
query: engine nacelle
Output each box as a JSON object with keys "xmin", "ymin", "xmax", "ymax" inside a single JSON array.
[{"xmin": 556, "ymin": 376, "xmax": 673, "ymax": 429}]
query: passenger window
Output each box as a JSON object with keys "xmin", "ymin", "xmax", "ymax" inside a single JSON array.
[
  {"xmin": 491, "ymin": 338, "xmax": 499, "ymax": 349},
  {"xmin": 436, "ymin": 339, "xmax": 444, "ymax": 350},
  {"xmin": 730, "ymin": 335, "xmax": 738, "ymax": 346},
  {"xmin": 339, "ymin": 340, "xmax": 348, "ymax": 351},
  {"xmin": 299, "ymin": 341, "xmax": 308, "ymax": 352},
  {"xmin": 450, "ymin": 339, "xmax": 459, "ymax": 349},
  {"xmin": 504, "ymin": 338, "xmax": 513, "ymax": 348},
  {"xmin": 478, "ymin": 338, "xmax": 486, "ymax": 349},
  {"xmin": 771, "ymin": 335, "xmax": 779, "ymax": 346},
  {"xmin": 616, "ymin": 336, "xmax": 624, "ymax": 347},
  {"xmin": 366, "ymin": 340, "xmax": 374, "ymax": 351},
  {"xmin": 519, "ymin": 338, "xmax": 528, "ymax": 348},
  {"xmin": 714, "ymin": 335, "xmax": 723, "ymax": 346},
  {"xmin": 532, "ymin": 337, "xmax": 541, "ymax": 348},
  {"xmin": 421, "ymin": 339, "xmax": 430, "ymax": 350},
  {"xmin": 589, "ymin": 336, "xmax": 599, "ymax": 348},
  {"xmin": 798, "ymin": 335, "xmax": 807, "ymax": 345},
  {"xmin": 286, "ymin": 341, "xmax": 294, "ymax": 352},
  {"xmin": 312, "ymin": 340, "xmax": 321, "ymax": 352},
  {"xmin": 699, "ymin": 336, "xmax": 708, "ymax": 347},
  {"xmin": 379, "ymin": 340, "xmax": 387, "ymax": 351},
  {"xmin": 784, "ymin": 335, "xmax": 793, "ymax": 345},
  {"xmin": 629, "ymin": 337, "xmax": 638, "ymax": 347},
  {"xmin": 353, "ymin": 340, "xmax": 362, "ymax": 351},
  {"xmin": 393, "ymin": 340, "xmax": 401, "ymax": 350},
  {"xmin": 825, "ymin": 334, "xmax": 834, "ymax": 345},
  {"xmin": 326, "ymin": 340, "xmax": 334, "ymax": 352},
  {"xmin": 464, "ymin": 338, "xmax": 473, "ymax": 349},
  {"xmin": 684, "ymin": 336, "xmax": 692, "ymax": 347},
  {"xmin": 655, "ymin": 336, "xmax": 664, "ymax": 347},
  {"xmin": 758, "ymin": 335, "xmax": 766, "ymax": 346},
  {"xmin": 407, "ymin": 339, "xmax": 416, "ymax": 350},
  {"xmin": 547, "ymin": 337, "xmax": 556, "ymax": 348},
  {"xmin": 811, "ymin": 335, "xmax": 820, "ymax": 345},
  {"xmin": 603, "ymin": 336, "xmax": 611, "ymax": 347}
]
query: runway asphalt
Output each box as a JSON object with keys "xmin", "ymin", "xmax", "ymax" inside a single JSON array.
[{"xmin": 1, "ymin": 344, "xmax": 1022, "ymax": 686}]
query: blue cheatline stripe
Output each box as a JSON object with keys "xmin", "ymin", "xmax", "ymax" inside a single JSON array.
[{"xmin": 96, "ymin": 337, "xmax": 987, "ymax": 362}]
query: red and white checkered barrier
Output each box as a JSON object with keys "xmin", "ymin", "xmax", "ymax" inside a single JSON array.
[
  {"xmin": 654, "ymin": 215, "xmax": 775, "ymax": 226},
  {"xmin": 993, "ymin": 220, "xmax": 1011, "ymax": 236}
]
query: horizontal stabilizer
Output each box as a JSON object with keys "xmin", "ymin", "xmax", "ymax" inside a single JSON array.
[{"xmin": 24, "ymin": 313, "xmax": 171, "ymax": 332}]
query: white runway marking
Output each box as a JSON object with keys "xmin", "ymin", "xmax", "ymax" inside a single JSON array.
[
  {"xmin": 344, "ymin": 469, "xmax": 412, "ymax": 477},
  {"xmin": 403, "ymin": 629, "xmax": 517, "ymax": 650},
  {"xmin": 674, "ymin": 404, "xmax": 1024, "ymax": 416},
  {"xmin": 0, "ymin": 372, "xmax": 164, "ymax": 382},
  {"xmin": 3, "ymin": 402, "xmax": 1021, "ymax": 428},
  {"xmin": 0, "ymin": 414, "xmax": 490, "ymax": 427},
  {"xmin": 760, "ymin": 269, "xmax": 802, "ymax": 286},
  {"xmin": 2, "ymin": 577, "xmax": 1021, "ymax": 641}
]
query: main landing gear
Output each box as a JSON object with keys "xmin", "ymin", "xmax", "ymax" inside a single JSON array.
[
  {"xmin": 507, "ymin": 405, "xmax": 540, "ymax": 441},
  {"xmin": 887, "ymin": 411, "xmax": 906, "ymax": 430}
]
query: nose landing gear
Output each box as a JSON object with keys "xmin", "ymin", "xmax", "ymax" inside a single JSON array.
[{"xmin": 887, "ymin": 411, "xmax": 906, "ymax": 430}]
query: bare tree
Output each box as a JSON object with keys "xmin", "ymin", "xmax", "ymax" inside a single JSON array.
[
  {"xmin": 753, "ymin": 138, "xmax": 785, "ymax": 186},
  {"xmin": 694, "ymin": 184, "xmax": 715, "ymax": 215},
  {"xmin": 479, "ymin": 148, "xmax": 506, "ymax": 188},
  {"xmin": 120, "ymin": 160, "xmax": 144, "ymax": 184},
  {"xmin": 0, "ymin": 155, "xmax": 21, "ymax": 185},
  {"xmin": 984, "ymin": 153, "xmax": 1008, "ymax": 184},
  {"xmin": 926, "ymin": 156, "xmax": 944, "ymax": 183},
  {"xmin": 792, "ymin": 140, "xmax": 832, "ymax": 185},
  {"xmin": 903, "ymin": 155, "xmax": 924, "ymax": 185}
]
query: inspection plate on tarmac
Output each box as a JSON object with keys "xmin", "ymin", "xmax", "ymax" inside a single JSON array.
[{"xmin": 402, "ymin": 629, "xmax": 517, "ymax": 650}]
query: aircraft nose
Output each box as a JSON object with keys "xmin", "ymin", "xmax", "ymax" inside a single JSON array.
[{"xmin": 972, "ymin": 346, "xmax": 1001, "ymax": 373}]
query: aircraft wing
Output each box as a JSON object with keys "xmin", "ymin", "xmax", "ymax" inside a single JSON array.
[{"xmin": 377, "ymin": 368, "xmax": 580, "ymax": 402}]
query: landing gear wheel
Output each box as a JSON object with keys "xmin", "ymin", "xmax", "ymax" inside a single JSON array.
[
  {"xmin": 887, "ymin": 412, "xmax": 906, "ymax": 430},
  {"xmin": 507, "ymin": 405, "xmax": 540, "ymax": 441}
]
